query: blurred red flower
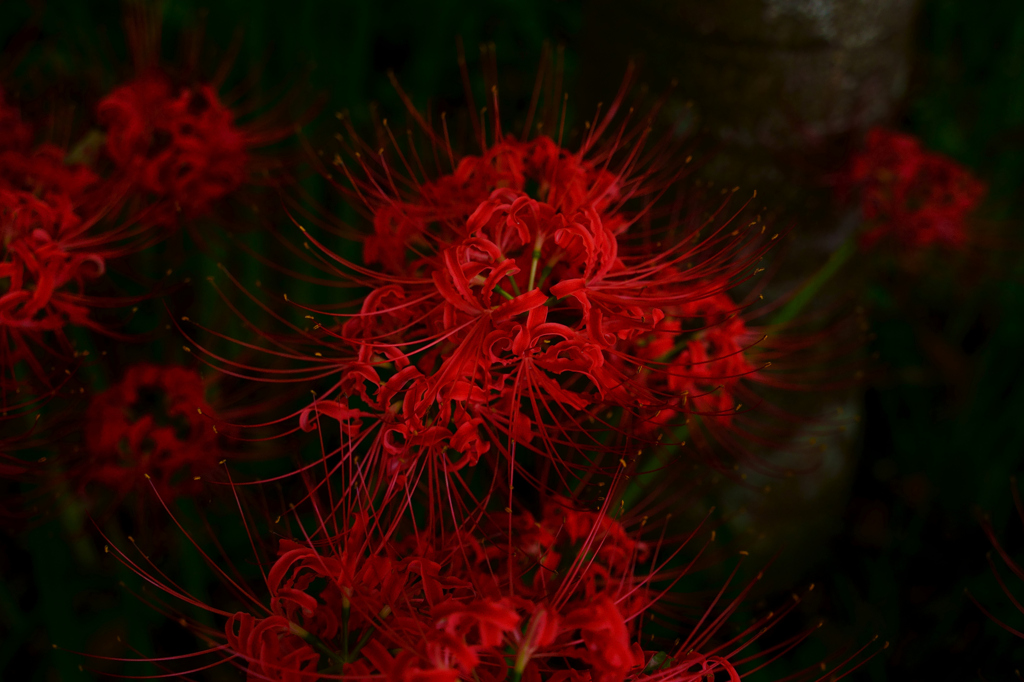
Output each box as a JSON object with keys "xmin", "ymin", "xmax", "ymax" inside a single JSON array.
[
  {"xmin": 98, "ymin": 72, "xmax": 249, "ymax": 226},
  {"xmin": 0, "ymin": 91, "xmax": 119, "ymax": 392},
  {"xmin": 77, "ymin": 363, "xmax": 222, "ymax": 505},
  {"xmin": 849, "ymin": 127, "xmax": 986, "ymax": 250}
]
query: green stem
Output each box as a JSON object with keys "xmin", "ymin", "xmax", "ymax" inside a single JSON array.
[
  {"xmin": 341, "ymin": 596, "xmax": 350, "ymax": 660},
  {"xmin": 527, "ymin": 235, "xmax": 544, "ymax": 291},
  {"xmin": 771, "ymin": 236, "xmax": 857, "ymax": 326},
  {"xmin": 65, "ymin": 129, "xmax": 106, "ymax": 166},
  {"xmin": 290, "ymin": 622, "xmax": 348, "ymax": 668},
  {"xmin": 348, "ymin": 624, "xmax": 378, "ymax": 660},
  {"xmin": 535, "ymin": 256, "xmax": 559, "ymax": 291},
  {"xmin": 348, "ymin": 605, "xmax": 391, "ymax": 662},
  {"xmin": 494, "ymin": 286, "xmax": 515, "ymax": 301}
]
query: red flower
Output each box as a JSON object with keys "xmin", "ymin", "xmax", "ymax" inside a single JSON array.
[
  {"xmin": 84, "ymin": 58, "xmax": 877, "ymax": 682},
  {"xmin": 219, "ymin": 518, "xmax": 518, "ymax": 682},
  {"xmin": 509, "ymin": 495, "xmax": 648, "ymax": 587},
  {"xmin": 562, "ymin": 596, "xmax": 643, "ymax": 682},
  {"xmin": 170, "ymin": 63, "xmax": 841, "ymax": 533},
  {"xmin": 848, "ymin": 127, "xmax": 986, "ymax": 249},
  {"xmin": 244, "ymin": 115, "xmax": 788, "ymax": 517},
  {"xmin": 226, "ymin": 613, "xmax": 320, "ymax": 682},
  {"xmin": 98, "ymin": 72, "xmax": 249, "ymax": 225},
  {"xmin": 0, "ymin": 98, "xmax": 120, "ymax": 389},
  {"xmin": 99, "ymin": 482, "xmax": 860, "ymax": 682},
  {"xmin": 660, "ymin": 293, "xmax": 758, "ymax": 420},
  {"xmin": 75, "ymin": 364, "xmax": 222, "ymax": 506}
]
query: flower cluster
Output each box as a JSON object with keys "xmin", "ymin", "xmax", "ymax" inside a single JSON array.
[
  {"xmin": 92, "ymin": 76, "xmax": 869, "ymax": 678},
  {"xmin": 98, "ymin": 72, "xmax": 250, "ymax": 226},
  {"xmin": 848, "ymin": 127, "xmax": 986, "ymax": 250},
  {"xmin": 2, "ymin": 21, "xmax": 891, "ymax": 682},
  {"xmin": 74, "ymin": 364, "xmax": 223, "ymax": 507},
  {"xmin": 0, "ymin": 17, "xmax": 274, "ymax": 503},
  {"xmin": 223, "ymin": 516, "xmax": 669, "ymax": 682},
  {"xmin": 0, "ymin": 91, "xmax": 110, "ymax": 388},
  {"xmin": 281, "ymin": 113, "xmax": 796, "ymax": 520},
  {"xmin": 109, "ymin": 486, "xmax": 797, "ymax": 682}
]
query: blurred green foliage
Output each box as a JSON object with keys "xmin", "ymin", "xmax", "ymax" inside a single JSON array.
[{"xmin": 835, "ymin": 1, "xmax": 1024, "ymax": 679}]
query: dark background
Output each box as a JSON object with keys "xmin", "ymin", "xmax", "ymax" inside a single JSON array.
[{"xmin": 1, "ymin": 1, "xmax": 1023, "ymax": 680}]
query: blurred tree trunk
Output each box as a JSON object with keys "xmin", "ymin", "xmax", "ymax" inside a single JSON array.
[
  {"xmin": 580, "ymin": 0, "xmax": 921, "ymax": 586},
  {"xmin": 581, "ymin": 0, "xmax": 919, "ymax": 213}
]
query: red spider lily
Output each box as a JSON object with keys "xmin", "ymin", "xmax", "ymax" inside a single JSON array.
[
  {"xmin": 0, "ymin": 147, "xmax": 105, "ymax": 351},
  {"xmin": 847, "ymin": 127, "xmax": 986, "ymax": 250},
  {"xmin": 0, "ymin": 91, "xmax": 140, "ymax": 402},
  {"xmin": 0, "ymin": 358, "xmax": 284, "ymax": 527},
  {"xmin": 94, "ymin": 6, "xmax": 298, "ymax": 231},
  {"xmin": 184, "ymin": 62, "xmax": 829, "ymax": 528},
  {"xmin": 89, "ymin": 480, "xmax": 858, "ymax": 682},
  {"xmin": 98, "ymin": 72, "xmax": 250, "ymax": 225},
  {"xmin": 1, "ymin": 6, "xmax": 297, "ymax": 402},
  {"xmin": 653, "ymin": 295, "xmax": 757, "ymax": 418},
  {"xmin": 70, "ymin": 363, "xmax": 227, "ymax": 511}
]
